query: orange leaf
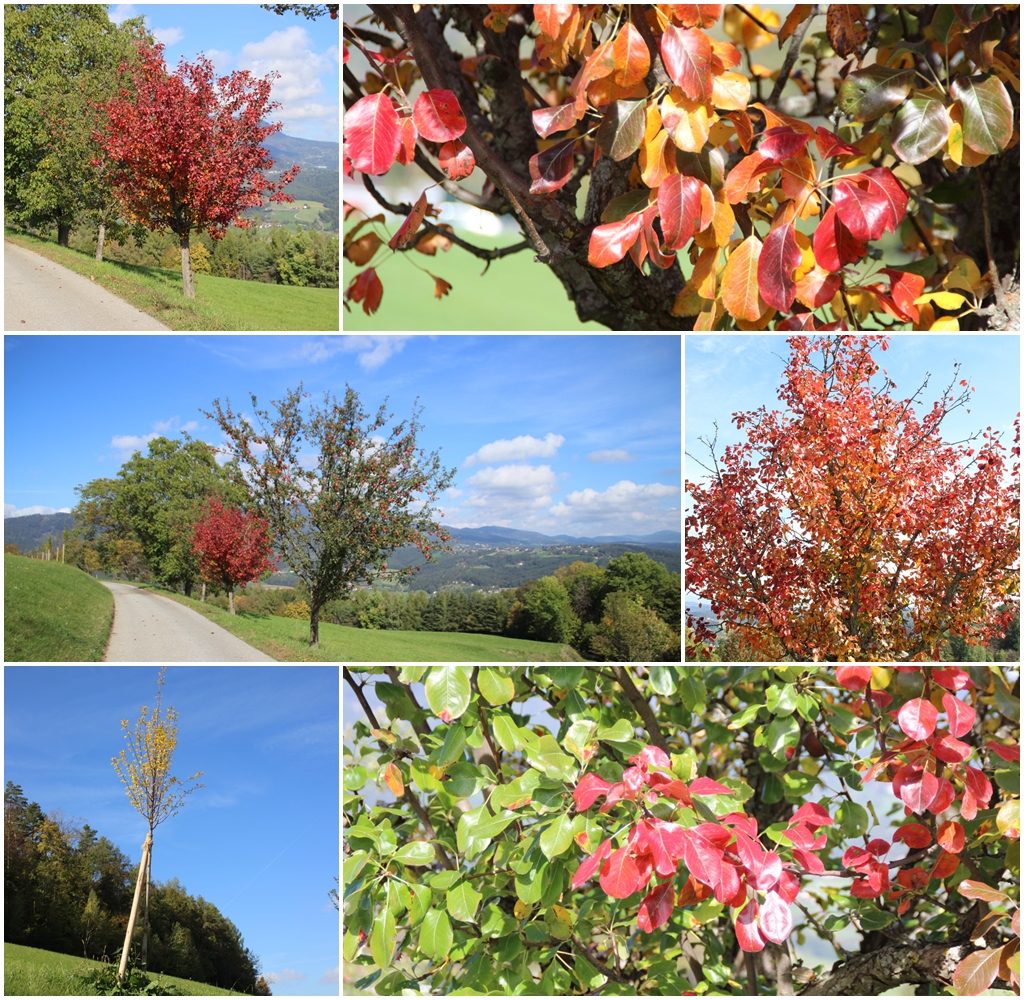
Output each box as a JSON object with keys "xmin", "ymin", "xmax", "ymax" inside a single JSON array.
[
  {"xmin": 611, "ymin": 22, "xmax": 650, "ymax": 88},
  {"xmin": 660, "ymin": 87, "xmax": 714, "ymax": 152},
  {"xmin": 345, "ymin": 267, "xmax": 384, "ymax": 315},
  {"xmin": 937, "ymin": 820, "xmax": 965, "ymax": 854},
  {"xmin": 431, "ymin": 274, "xmax": 452, "ymax": 299},
  {"xmin": 384, "ymin": 761, "xmax": 404, "ymax": 796},
  {"xmin": 721, "ymin": 234, "xmax": 765, "ymax": 321},
  {"xmin": 928, "ymin": 850, "xmax": 961, "ymax": 880},
  {"xmin": 388, "ymin": 190, "xmax": 429, "ymax": 250},
  {"xmin": 827, "ymin": 4, "xmax": 866, "ymax": 56},
  {"xmin": 778, "ymin": 4, "xmax": 813, "ymax": 46}
]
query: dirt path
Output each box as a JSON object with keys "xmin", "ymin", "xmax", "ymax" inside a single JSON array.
[{"xmin": 102, "ymin": 583, "xmax": 276, "ymax": 662}]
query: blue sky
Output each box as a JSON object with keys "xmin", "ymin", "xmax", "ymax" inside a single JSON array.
[
  {"xmin": 108, "ymin": 3, "xmax": 339, "ymax": 142},
  {"xmin": 4, "ymin": 335, "xmax": 681, "ymax": 538},
  {"xmin": 4, "ymin": 666, "xmax": 339, "ymax": 995},
  {"xmin": 685, "ymin": 333, "xmax": 1021, "ymax": 599}
]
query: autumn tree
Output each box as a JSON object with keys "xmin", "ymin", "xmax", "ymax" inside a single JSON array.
[
  {"xmin": 98, "ymin": 41, "xmax": 299, "ymax": 299},
  {"xmin": 344, "ymin": 5, "xmax": 1019, "ymax": 330},
  {"xmin": 204, "ymin": 384, "xmax": 456, "ymax": 646},
  {"xmin": 111, "ymin": 667, "xmax": 204, "ymax": 973},
  {"xmin": 343, "ymin": 664, "xmax": 1020, "ymax": 996},
  {"xmin": 191, "ymin": 497, "xmax": 277, "ymax": 614},
  {"xmin": 686, "ymin": 334, "xmax": 1020, "ymax": 662},
  {"xmin": 261, "ymin": 3, "xmax": 339, "ymax": 17}
]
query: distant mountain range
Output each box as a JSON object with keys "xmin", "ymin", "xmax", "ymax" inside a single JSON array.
[
  {"xmin": 258, "ymin": 131, "xmax": 339, "ymax": 230},
  {"xmin": 4, "ymin": 512, "xmax": 75, "ymax": 553},
  {"xmin": 446, "ymin": 525, "xmax": 681, "ymax": 548}
]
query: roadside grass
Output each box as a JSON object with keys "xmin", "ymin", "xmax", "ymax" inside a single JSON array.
[
  {"xmin": 131, "ymin": 583, "xmax": 583, "ymax": 662},
  {"xmin": 4, "ymin": 555, "xmax": 114, "ymax": 662},
  {"xmin": 5, "ymin": 229, "xmax": 338, "ymax": 331},
  {"xmin": 4, "ymin": 942, "xmax": 250, "ymax": 996}
]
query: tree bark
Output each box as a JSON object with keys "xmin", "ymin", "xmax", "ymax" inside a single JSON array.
[
  {"xmin": 227, "ymin": 585, "xmax": 235, "ymax": 615},
  {"xmin": 309, "ymin": 598, "xmax": 320, "ymax": 646},
  {"xmin": 57, "ymin": 223, "xmax": 71, "ymax": 247},
  {"xmin": 798, "ymin": 941, "xmax": 976, "ymax": 995},
  {"xmin": 95, "ymin": 223, "xmax": 106, "ymax": 262},
  {"xmin": 180, "ymin": 236, "xmax": 195, "ymax": 299}
]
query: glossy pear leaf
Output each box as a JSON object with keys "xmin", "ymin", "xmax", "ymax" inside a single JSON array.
[
  {"xmin": 529, "ymin": 135, "xmax": 577, "ymax": 193},
  {"xmin": 344, "ymin": 92, "xmax": 401, "ymax": 175},
  {"xmin": 891, "ymin": 96, "xmax": 952, "ymax": 164},
  {"xmin": 758, "ymin": 889, "xmax": 793, "ymax": 944},
  {"xmin": 637, "ymin": 881, "xmax": 675, "ymax": 933},
  {"xmin": 814, "ymin": 126, "xmax": 862, "ymax": 159},
  {"xmin": 571, "ymin": 837, "xmax": 612, "ymax": 890},
  {"xmin": 836, "ymin": 65, "xmax": 914, "ymax": 121},
  {"xmin": 812, "ymin": 204, "xmax": 867, "ymax": 272},
  {"xmin": 418, "ymin": 907, "xmax": 453, "ymax": 960},
  {"xmin": 758, "ymin": 222, "xmax": 802, "ymax": 312},
  {"xmin": 425, "ymin": 665, "xmax": 472, "ymax": 722},
  {"xmin": 658, "ymin": 174, "xmax": 714, "ymax": 250},
  {"xmin": 952, "ymin": 946, "xmax": 1004, "ymax": 997},
  {"xmin": 533, "ymin": 100, "xmax": 584, "ymax": 139},
  {"xmin": 759, "ymin": 126, "xmax": 811, "ymax": 162},
  {"xmin": 588, "ymin": 210, "xmax": 645, "ymax": 267},
  {"xmin": 660, "ymin": 25, "xmax": 713, "ymax": 103},
  {"xmin": 477, "ymin": 667, "xmax": 515, "ymax": 705},
  {"xmin": 861, "ymin": 167, "xmax": 909, "ymax": 234},
  {"xmin": 611, "ymin": 22, "xmax": 650, "ymax": 88},
  {"xmin": 388, "ymin": 190, "xmax": 429, "ymax": 250},
  {"xmin": 446, "ymin": 880, "xmax": 483, "ymax": 923},
  {"xmin": 721, "ymin": 234, "xmax": 765, "ymax": 322},
  {"xmin": 736, "ymin": 899, "xmax": 765, "ymax": 952},
  {"xmin": 899, "ymin": 697, "xmax": 939, "ymax": 740},
  {"xmin": 943, "ymin": 692, "xmax": 976, "ymax": 738},
  {"xmin": 439, "ymin": 140, "xmax": 475, "ymax": 180},
  {"xmin": 832, "ymin": 176, "xmax": 890, "ymax": 242},
  {"xmin": 595, "ymin": 99, "xmax": 648, "ymax": 161},
  {"xmin": 670, "ymin": 4, "xmax": 724, "ymax": 28},
  {"xmin": 413, "ymin": 89, "xmax": 467, "ymax": 142},
  {"xmin": 599, "ymin": 845, "xmax": 642, "ymax": 899},
  {"xmin": 826, "ymin": 4, "xmax": 866, "ymax": 57},
  {"xmin": 951, "ymin": 74, "xmax": 1014, "ymax": 155}
]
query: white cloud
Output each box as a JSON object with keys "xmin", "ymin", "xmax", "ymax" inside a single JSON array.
[
  {"xmin": 5, "ymin": 504, "xmax": 72, "ymax": 519},
  {"xmin": 204, "ymin": 48, "xmax": 233, "ymax": 72},
  {"xmin": 465, "ymin": 433, "xmax": 565, "ymax": 467},
  {"xmin": 110, "ymin": 417, "xmax": 199, "ymax": 458},
  {"xmin": 456, "ymin": 464, "xmax": 559, "ymax": 524},
  {"xmin": 263, "ymin": 969, "xmax": 306, "ymax": 984},
  {"xmin": 152, "ymin": 26, "xmax": 184, "ymax": 46},
  {"xmin": 319, "ymin": 967, "xmax": 340, "ymax": 983},
  {"xmin": 588, "ymin": 449, "xmax": 635, "ymax": 463},
  {"xmin": 550, "ymin": 480, "xmax": 680, "ymax": 530},
  {"xmin": 340, "ymin": 335, "xmax": 409, "ymax": 370},
  {"xmin": 239, "ymin": 26, "xmax": 339, "ymax": 139},
  {"xmin": 111, "ymin": 433, "xmax": 159, "ymax": 454},
  {"xmin": 107, "ymin": 4, "xmax": 138, "ymax": 25}
]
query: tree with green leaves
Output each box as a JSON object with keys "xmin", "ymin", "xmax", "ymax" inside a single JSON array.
[
  {"xmin": 112, "ymin": 667, "xmax": 204, "ymax": 975},
  {"xmin": 261, "ymin": 3, "xmax": 338, "ymax": 19},
  {"xmin": 204, "ymin": 384, "xmax": 456, "ymax": 646}
]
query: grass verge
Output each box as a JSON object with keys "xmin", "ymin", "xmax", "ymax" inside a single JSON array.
[
  {"xmin": 5, "ymin": 229, "xmax": 338, "ymax": 331},
  {"xmin": 5, "ymin": 556, "xmax": 114, "ymax": 662},
  {"xmin": 3, "ymin": 942, "xmax": 250, "ymax": 996},
  {"xmin": 132, "ymin": 583, "xmax": 583, "ymax": 662}
]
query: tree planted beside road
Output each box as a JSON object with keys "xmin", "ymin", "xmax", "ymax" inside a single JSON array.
[
  {"xmin": 98, "ymin": 41, "xmax": 299, "ymax": 299},
  {"xmin": 205, "ymin": 384, "xmax": 456, "ymax": 646}
]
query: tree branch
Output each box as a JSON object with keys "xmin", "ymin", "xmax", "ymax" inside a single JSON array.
[
  {"xmin": 767, "ymin": 7, "xmax": 815, "ymax": 109},
  {"xmin": 611, "ymin": 666, "xmax": 670, "ymax": 755}
]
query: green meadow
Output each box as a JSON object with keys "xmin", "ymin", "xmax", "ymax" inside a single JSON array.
[
  {"xmin": 5, "ymin": 230, "xmax": 338, "ymax": 331},
  {"xmin": 4, "ymin": 555, "xmax": 114, "ymax": 662}
]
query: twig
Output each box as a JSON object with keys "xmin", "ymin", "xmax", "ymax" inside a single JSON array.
[
  {"xmin": 736, "ymin": 4, "xmax": 780, "ymax": 34},
  {"xmin": 976, "ymin": 167, "xmax": 1008, "ymax": 313},
  {"xmin": 767, "ymin": 8, "xmax": 815, "ymax": 109},
  {"xmin": 610, "ymin": 666, "xmax": 671, "ymax": 755}
]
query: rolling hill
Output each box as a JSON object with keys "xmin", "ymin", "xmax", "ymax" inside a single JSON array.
[{"xmin": 3, "ymin": 512, "xmax": 74, "ymax": 553}]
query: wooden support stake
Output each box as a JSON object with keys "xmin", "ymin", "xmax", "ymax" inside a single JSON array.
[{"xmin": 118, "ymin": 832, "xmax": 152, "ymax": 982}]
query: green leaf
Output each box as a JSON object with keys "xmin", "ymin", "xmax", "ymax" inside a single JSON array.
[
  {"xmin": 425, "ymin": 665, "xmax": 472, "ymax": 722},
  {"xmin": 951, "ymin": 74, "xmax": 1014, "ymax": 155},
  {"xmin": 564, "ymin": 720, "xmax": 599, "ymax": 763},
  {"xmin": 491, "ymin": 712, "xmax": 522, "ymax": 753},
  {"xmin": 370, "ymin": 888, "xmax": 396, "ymax": 969},
  {"xmin": 343, "ymin": 850, "xmax": 369, "ymax": 884},
  {"xmin": 478, "ymin": 667, "xmax": 515, "ymax": 705},
  {"xmin": 494, "ymin": 769, "xmax": 542, "ymax": 809},
  {"xmin": 766, "ymin": 683, "xmax": 797, "ymax": 717},
  {"xmin": 680, "ymin": 673, "xmax": 707, "ymax": 714},
  {"xmin": 480, "ymin": 902, "xmax": 517, "ymax": 939},
  {"xmin": 836, "ymin": 66, "xmax": 914, "ymax": 121},
  {"xmin": 889, "ymin": 255, "xmax": 939, "ymax": 278},
  {"xmin": 857, "ymin": 905, "xmax": 896, "ymax": 930},
  {"xmin": 408, "ymin": 882, "xmax": 432, "ymax": 925},
  {"xmin": 766, "ymin": 714, "xmax": 800, "ymax": 758},
  {"xmin": 539, "ymin": 813, "xmax": 575, "ymax": 860},
  {"xmin": 837, "ymin": 801, "xmax": 869, "ymax": 837},
  {"xmin": 392, "ymin": 840, "xmax": 435, "ymax": 865},
  {"xmin": 457, "ymin": 804, "xmax": 518, "ymax": 853},
  {"xmin": 436, "ymin": 723, "xmax": 468, "ymax": 768},
  {"xmin": 891, "ymin": 96, "xmax": 951, "ymax": 164},
  {"xmin": 728, "ymin": 703, "xmax": 762, "ymax": 729},
  {"xmin": 548, "ymin": 665, "xmax": 585, "ymax": 687},
  {"xmin": 524, "ymin": 734, "xmax": 577, "ymax": 781},
  {"xmin": 419, "ymin": 907, "xmax": 453, "ymax": 960},
  {"xmin": 995, "ymin": 769, "xmax": 1020, "ymax": 795},
  {"xmin": 344, "ymin": 765, "xmax": 368, "ymax": 791},
  {"xmin": 930, "ymin": 5, "xmax": 958, "ymax": 45},
  {"xmin": 648, "ymin": 665, "xmax": 677, "ymax": 696},
  {"xmin": 444, "ymin": 761, "xmax": 488, "ymax": 799},
  {"xmin": 446, "ymin": 880, "xmax": 483, "ymax": 923},
  {"xmin": 596, "ymin": 718, "xmax": 635, "ymax": 742},
  {"xmin": 427, "ymin": 870, "xmax": 462, "ymax": 890},
  {"xmin": 515, "ymin": 860, "xmax": 548, "ymax": 903}
]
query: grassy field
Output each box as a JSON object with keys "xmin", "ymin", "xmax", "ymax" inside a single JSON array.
[
  {"xmin": 4, "ymin": 942, "xmax": 251, "ymax": 996},
  {"xmin": 134, "ymin": 584, "xmax": 583, "ymax": 662},
  {"xmin": 4, "ymin": 555, "xmax": 114, "ymax": 662},
  {"xmin": 343, "ymin": 225, "xmax": 604, "ymax": 331},
  {"xmin": 5, "ymin": 230, "xmax": 338, "ymax": 331},
  {"xmin": 255, "ymin": 199, "xmax": 326, "ymax": 227}
]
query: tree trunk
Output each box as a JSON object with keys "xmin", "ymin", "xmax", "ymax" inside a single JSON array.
[
  {"xmin": 95, "ymin": 223, "xmax": 106, "ymax": 262},
  {"xmin": 200, "ymin": 581, "xmax": 206, "ymax": 602},
  {"xmin": 228, "ymin": 585, "xmax": 235, "ymax": 615},
  {"xmin": 309, "ymin": 596, "xmax": 321, "ymax": 646},
  {"xmin": 180, "ymin": 236, "xmax": 195, "ymax": 299},
  {"xmin": 57, "ymin": 223, "xmax": 71, "ymax": 247},
  {"xmin": 183, "ymin": 578, "xmax": 193, "ymax": 598}
]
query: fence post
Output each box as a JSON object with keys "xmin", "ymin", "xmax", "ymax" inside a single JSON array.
[{"xmin": 118, "ymin": 832, "xmax": 153, "ymax": 982}]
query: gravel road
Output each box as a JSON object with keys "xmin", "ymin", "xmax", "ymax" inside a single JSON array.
[
  {"xmin": 4, "ymin": 241, "xmax": 171, "ymax": 330},
  {"xmin": 102, "ymin": 583, "xmax": 276, "ymax": 662}
]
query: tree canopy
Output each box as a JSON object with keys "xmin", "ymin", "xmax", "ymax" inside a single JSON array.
[
  {"xmin": 343, "ymin": 664, "xmax": 1020, "ymax": 996},
  {"xmin": 343, "ymin": 4, "xmax": 1019, "ymax": 330},
  {"xmin": 686, "ymin": 334, "xmax": 1020, "ymax": 662}
]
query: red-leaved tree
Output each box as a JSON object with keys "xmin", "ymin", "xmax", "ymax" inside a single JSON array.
[
  {"xmin": 687, "ymin": 334, "xmax": 1020, "ymax": 662},
  {"xmin": 191, "ymin": 496, "xmax": 276, "ymax": 614},
  {"xmin": 98, "ymin": 41, "xmax": 299, "ymax": 299}
]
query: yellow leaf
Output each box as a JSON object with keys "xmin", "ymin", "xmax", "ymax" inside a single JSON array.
[
  {"xmin": 996, "ymin": 799, "xmax": 1020, "ymax": 838},
  {"xmin": 545, "ymin": 904, "xmax": 574, "ymax": 939},
  {"xmin": 946, "ymin": 120, "xmax": 964, "ymax": 166},
  {"xmin": 514, "ymin": 899, "xmax": 532, "ymax": 919},
  {"xmin": 943, "ymin": 255, "xmax": 985, "ymax": 295},
  {"xmin": 661, "ymin": 87, "xmax": 715, "ymax": 153},
  {"xmin": 384, "ymin": 761, "xmax": 404, "ymax": 796},
  {"xmin": 721, "ymin": 234, "xmax": 765, "ymax": 322},
  {"xmin": 711, "ymin": 72, "xmax": 751, "ymax": 111},
  {"xmin": 870, "ymin": 667, "xmax": 892, "ymax": 690},
  {"xmin": 928, "ymin": 316, "xmax": 960, "ymax": 330},
  {"xmin": 914, "ymin": 291, "xmax": 967, "ymax": 309}
]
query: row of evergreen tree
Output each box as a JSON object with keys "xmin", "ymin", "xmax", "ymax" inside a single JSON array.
[{"xmin": 4, "ymin": 782, "xmax": 266, "ymax": 993}]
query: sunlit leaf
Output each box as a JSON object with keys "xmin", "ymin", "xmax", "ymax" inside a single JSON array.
[
  {"xmin": 413, "ymin": 89, "xmax": 467, "ymax": 142},
  {"xmin": 439, "ymin": 140, "xmax": 475, "ymax": 180},
  {"xmin": 827, "ymin": 4, "xmax": 866, "ymax": 57},
  {"xmin": 951, "ymin": 74, "xmax": 1014, "ymax": 154},
  {"xmin": 657, "ymin": 174, "xmax": 714, "ymax": 250},
  {"xmin": 611, "ymin": 22, "xmax": 650, "ymax": 88},
  {"xmin": 595, "ymin": 99, "xmax": 648, "ymax": 161},
  {"xmin": 660, "ymin": 26, "xmax": 713, "ymax": 103},
  {"xmin": 891, "ymin": 96, "xmax": 952, "ymax": 164},
  {"xmin": 344, "ymin": 92, "xmax": 401, "ymax": 175},
  {"xmin": 721, "ymin": 234, "xmax": 765, "ymax": 322},
  {"xmin": 588, "ymin": 210, "xmax": 644, "ymax": 267},
  {"xmin": 758, "ymin": 222, "xmax": 802, "ymax": 312}
]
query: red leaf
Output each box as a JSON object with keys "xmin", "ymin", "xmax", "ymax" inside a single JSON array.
[
  {"xmin": 529, "ymin": 136, "xmax": 577, "ymax": 193},
  {"xmin": 611, "ymin": 22, "xmax": 650, "ymax": 88},
  {"xmin": 344, "ymin": 92, "xmax": 401, "ymax": 175},
  {"xmin": 759, "ymin": 126, "xmax": 811, "ymax": 162},
  {"xmin": 670, "ymin": 4, "xmax": 724, "ymax": 28},
  {"xmin": 660, "ymin": 26, "xmax": 713, "ymax": 103},
  {"xmin": 813, "ymin": 204, "xmax": 867, "ymax": 272},
  {"xmin": 588, "ymin": 210, "xmax": 645, "ymax": 267},
  {"xmin": 657, "ymin": 174, "xmax": 714, "ymax": 250},
  {"xmin": 880, "ymin": 268, "xmax": 925, "ymax": 323},
  {"xmin": 735, "ymin": 899, "xmax": 765, "ymax": 952},
  {"xmin": 688, "ymin": 777, "xmax": 733, "ymax": 796},
  {"xmin": 573, "ymin": 773, "xmax": 613, "ymax": 811},
  {"xmin": 636, "ymin": 818, "xmax": 688, "ymax": 877},
  {"xmin": 679, "ymin": 826, "xmax": 724, "ymax": 892},
  {"xmin": 832, "ymin": 176, "xmax": 890, "ymax": 242},
  {"xmin": 943, "ymin": 692, "xmax": 976, "ymax": 738},
  {"xmin": 345, "ymin": 267, "xmax": 384, "ymax": 315},
  {"xmin": 724, "ymin": 150, "xmax": 774, "ymax": 204},
  {"xmin": 600, "ymin": 845, "xmax": 643, "ymax": 898},
  {"xmin": 987, "ymin": 741, "xmax": 1021, "ymax": 763},
  {"xmin": 758, "ymin": 889, "xmax": 793, "ymax": 944},
  {"xmin": 929, "ymin": 850, "xmax": 961, "ymax": 880},
  {"xmin": 789, "ymin": 802, "xmax": 834, "ymax": 829},
  {"xmin": 439, "ymin": 140, "xmax": 475, "ymax": 180},
  {"xmin": 932, "ymin": 734, "xmax": 973, "ymax": 764},
  {"xmin": 861, "ymin": 167, "xmax": 909, "ymax": 234},
  {"xmin": 893, "ymin": 764, "xmax": 939, "ymax": 814},
  {"xmin": 535, "ymin": 3, "xmax": 576, "ymax": 39},
  {"xmin": 898, "ymin": 697, "xmax": 938, "ymax": 741},
  {"xmin": 388, "ymin": 190, "xmax": 429, "ymax": 250},
  {"xmin": 814, "ymin": 126, "xmax": 861, "ymax": 158},
  {"xmin": 937, "ymin": 820, "xmax": 965, "ymax": 854},
  {"xmin": 835, "ymin": 665, "xmax": 872, "ymax": 690},
  {"xmin": 637, "ymin": 880, "xmax": 675, "ymax": 932},
  {"xmin": 953, "ymin": 948, "xmax": 1003, "ymax": 997},
  {"xmin": 892, "ymin": 823, "xmax": 932, "ymax": 848},
  {"xmin": 758, "ymin": 222, "xmax": 802, "ymax": 312},
  {"xmin": 533, "ymin": 100, "xmax": 584, "ymax": 139},
  {"xmin": 571, "ymin": 837, "xmax": 612, "ymax": 889},
  {"xmin": 413, "ymin": 89, "xmax": 467, "ymax": 142}
]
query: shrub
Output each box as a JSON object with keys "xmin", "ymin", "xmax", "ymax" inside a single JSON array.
[{"xmin": 276, "ymin": 600, "xmax": 310, "ymax": 620}]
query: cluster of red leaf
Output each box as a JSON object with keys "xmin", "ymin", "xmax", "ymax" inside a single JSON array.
[
  {"xmin": 570, "ymin": 745, "xmax": 831, "ymax": 952},
  {"xmin": 191, "ymin": 496, "xmax": 277, "ymax": 606}
]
